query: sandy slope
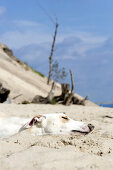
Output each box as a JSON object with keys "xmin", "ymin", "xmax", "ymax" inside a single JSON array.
[
  {"xmin": 0, "ymin": 104, "xmax": 113, "ymax": 170},
  {"xmin": 0, "ymin": 43, "xmax": 97, "ymax": 106},
  {"xmin": 0, "ymin": 43, "xmax": 61, "ymax": 103}
]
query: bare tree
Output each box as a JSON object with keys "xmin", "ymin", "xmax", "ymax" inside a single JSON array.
[{"xmin": 47, "ymin": 22, "xmax": 59, "ymax": 84}]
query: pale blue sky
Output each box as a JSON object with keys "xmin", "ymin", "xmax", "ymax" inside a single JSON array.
[{"xmin": 0, "ymin": 0, "xmax": 113, "ymax": 103}]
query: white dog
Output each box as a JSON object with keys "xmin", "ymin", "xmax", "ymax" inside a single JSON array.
[
  {"xmin": 19, "ymin": 113, "xmax": 94, "ymax": 135},
  {"xmin": 0, "ymin": 113, "xmax": 94, "ymax": 139}
]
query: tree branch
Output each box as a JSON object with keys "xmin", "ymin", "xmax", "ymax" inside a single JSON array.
[
  {"xmin": 47, "ymin": 22, "xmax": 59, "ymax": 84},
  {"xmin": 70, "ymin": 69, "xmax": 74, "ymax": 93}
]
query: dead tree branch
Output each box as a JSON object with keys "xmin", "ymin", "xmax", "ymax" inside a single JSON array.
[
  {"xmin": 70, "ymin": 69, "xmax": 74, "ymax": 93},
  {"xmin": 12, "ymin": 94, "xmax": 22, "ymax": 100},
  {"xmin": 47, "ymin": 22, "xmax": 59, "ymax": 84}
]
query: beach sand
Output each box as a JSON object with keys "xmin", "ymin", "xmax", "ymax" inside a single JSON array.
[{"xmin": 0, "ymin": 104, "xmax": 113, "ymax": 170}]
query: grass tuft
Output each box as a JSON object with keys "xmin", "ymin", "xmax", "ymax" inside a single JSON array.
[
  {"xmin": 23, "ymin": 62, "xmax": 45, "ymax": 78},
  {"xmin": 22, "ymin": 100, "xmax": 31, "ymax": 104}
]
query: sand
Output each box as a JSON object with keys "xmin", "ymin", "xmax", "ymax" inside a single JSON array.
[{"xmin": 0, "ymin": 104, "xmax": 113, "ymax": 170}]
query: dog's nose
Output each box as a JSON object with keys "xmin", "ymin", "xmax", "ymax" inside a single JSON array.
[{"xmin": 88, "ymin": 124, "xmax": 94, "ymax": 132}]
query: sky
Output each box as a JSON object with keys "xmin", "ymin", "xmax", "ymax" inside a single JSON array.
[{"xmin": 0, "ymin": 0, "xmax": 113, "ymax": 103}]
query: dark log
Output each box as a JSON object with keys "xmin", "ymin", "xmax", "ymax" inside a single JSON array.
[
  {"xmin": 32, "ymin": 95, "xmax": 47, "ymax": 104},
  {"xmin": 61, "ymin": 83, "xmax": 70, "ymax": 102},
  {"xmin": 0, "ymin": 84, "xmax": 10, "ymax": 103},
  {"xmin": 65, "ymin": 93, "xmax": 74, "ymax": 105},
  {"xmin": 78, "ymin": 96, "xmax": 88, "ymax": 105},
  {"xmin": 61, "ymin": 83, "xmax": 70, "ymax": 96},
  {"xmin": 52, "ymin": 83, "xmax": 70, "ymax": 104},
  {"xmin": 72, "ymin": 95, "xmax": 88, "ymax": 105},
  {"xmin": 72, "ymin": 96, "xmax": 80, "ymax": 104}
]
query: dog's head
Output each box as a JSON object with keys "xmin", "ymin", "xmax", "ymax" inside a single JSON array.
[{"xmin": 19, "ymin": 113, "xmax": 94, "ymax": 135}]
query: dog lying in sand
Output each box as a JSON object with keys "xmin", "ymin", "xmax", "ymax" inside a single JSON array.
[
  {"xmin": 19, "ymin": 113, "xmax": 94, "ymax": 135},
  {"xmin": 0, "ymin": 113, "xmax": 94, "ymax": 139}
]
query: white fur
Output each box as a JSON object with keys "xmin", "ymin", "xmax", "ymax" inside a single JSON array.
[
  {"xmin": 0, "ymin": 113, "xmax": 92, "ymax": 139},
  {"xmin": 0, "ymin": 117, "xmax": 30, "ymax": 139}
]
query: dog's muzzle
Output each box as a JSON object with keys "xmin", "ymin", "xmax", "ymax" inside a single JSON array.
[
  {"xmin": 71, "ymin": 123, "xmax": 94, "ymax": 134},
  {"xmin": 87, "ymin": 124, "xmax": 94, "ymax": 132}
]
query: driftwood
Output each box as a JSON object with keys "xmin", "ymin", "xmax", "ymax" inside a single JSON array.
[
  {"xmin": 0, "ymin": 83, "xmax": 10, "ymax": 103},
  {"xmin": 32, "ymin": 83, "xmax": 88, "ymax": 105},
  {"xmin": 32, "ymin": 82, "xmax": 56, "ymax": 104},
  {"xmin": 12, "ymin": 94, "xmax": 22, "ymax": 100},
  {"xmin": 32, "ymin": 95, "xmax": 47, "ymax": 104},
  {"xmin": 32, "ymin": 70, "xmax": 88, "ymax": 106}
]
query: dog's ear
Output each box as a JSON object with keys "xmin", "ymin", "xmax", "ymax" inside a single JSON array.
[
  {"xmin": 29, "ymin": 115, "xmax": 46, "ymax": 126},
  {"xmin": 19, "ymin": 115, "xmax": 46, "ymax": 132},
  {"xmin": 29, "ymin": 117, "xmax": 37, "ymax": 126},
  {"xmin": 19, "ymin": 118, "xmax": 37, "ymax": 131}
]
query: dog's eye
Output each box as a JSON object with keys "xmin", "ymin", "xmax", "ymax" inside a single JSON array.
[{"xmin": 61, "ymin": 116, "xmax": 69, "ymax": 120}]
